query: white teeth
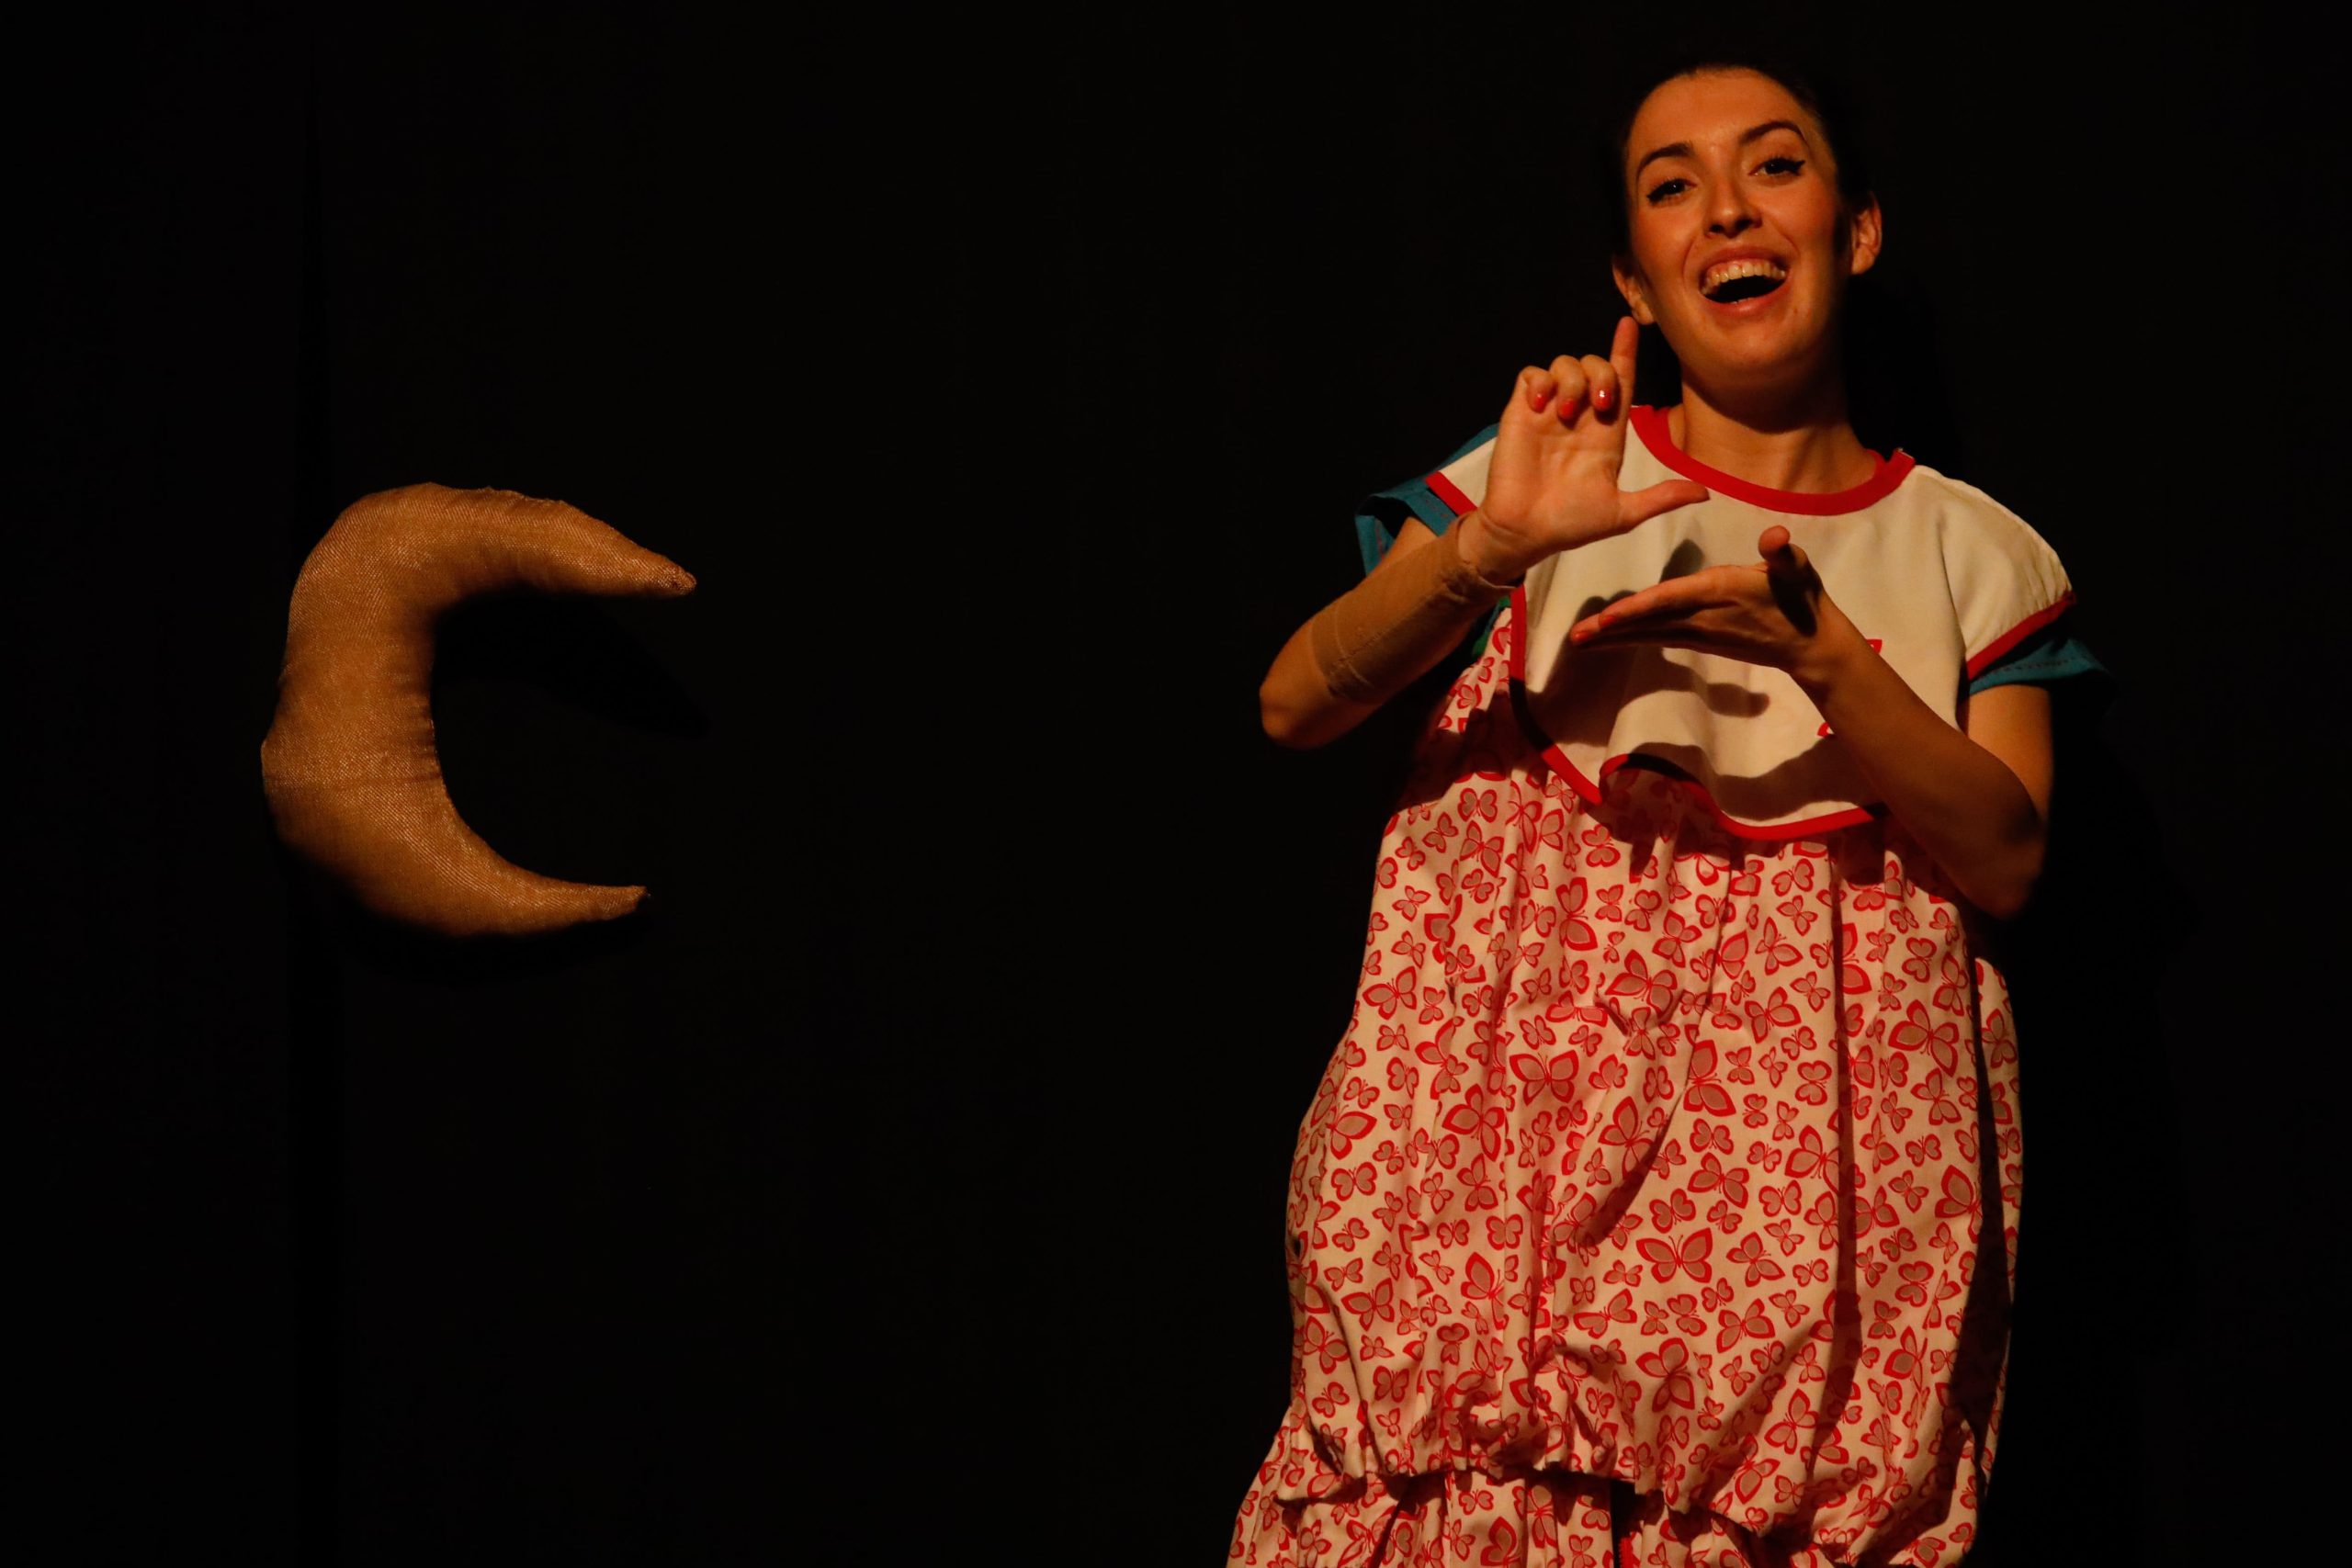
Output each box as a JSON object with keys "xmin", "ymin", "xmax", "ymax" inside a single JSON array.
[{"xmin": 1702, "ymin": 257, "xmax": 1788, "ymax": 296}]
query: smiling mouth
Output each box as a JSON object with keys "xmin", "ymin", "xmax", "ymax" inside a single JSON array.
[
  {"xmin": 1700, "ymin": 257, "xmax": 1790, "ymax": 304},
  {"xmin": 1707, "ymin": 274, "xmax": 1785, "ymax": 303}
]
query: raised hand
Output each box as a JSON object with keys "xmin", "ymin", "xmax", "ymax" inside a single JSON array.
[
  {"xmin": 1464, "ymin": 316, "xmax": 1711, "ymax": 581},
  {"xmin": 1566, "ymin": 525, "xmax": 1856, "ymax": 685}
]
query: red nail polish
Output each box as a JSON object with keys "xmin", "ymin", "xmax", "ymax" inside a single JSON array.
[
  {"xmin": 1593, "ymin": 386, "xmax": 1613, "ymax": 412},
  {"xmin": 1530, "ymin": 388, "xmax": 1551, "ymax": 412}
]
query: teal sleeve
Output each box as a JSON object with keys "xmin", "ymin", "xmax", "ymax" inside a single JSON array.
[
  {"xmin": 1966, "ymin": 615, "xmax": 2108, "ymax": 694},
  {"xmin": 1352, "ymin": 424, "xmax": 1504, "ymax": 656},
  {"xmin": 1353, "ymin": 424, "xmax": 1498, "ymax": 572}
]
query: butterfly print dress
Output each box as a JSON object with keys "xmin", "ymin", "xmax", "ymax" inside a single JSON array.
[{"xmin": 1228, "ymin": 414, "xmax": 2084, "ymax": 1568}]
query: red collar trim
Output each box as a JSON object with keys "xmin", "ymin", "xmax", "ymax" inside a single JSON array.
[{"xmin": 1630, "ymin": 405, "xmax": 1914, "ymax": 515}]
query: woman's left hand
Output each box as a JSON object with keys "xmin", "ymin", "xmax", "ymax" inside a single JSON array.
[{"xmin": 1566, "ymin": 525, "xmax": 1849, "ymax": 682}]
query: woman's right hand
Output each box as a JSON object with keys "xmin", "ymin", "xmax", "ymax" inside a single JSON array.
[{"xmin": 1463, "ymin": 316, "xmax": 1711, "ymax": 581}]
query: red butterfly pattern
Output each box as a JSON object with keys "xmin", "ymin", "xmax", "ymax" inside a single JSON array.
[{"xmin": 1231, "ymin": 599, "xmax": 2022, "ymax": 1568}]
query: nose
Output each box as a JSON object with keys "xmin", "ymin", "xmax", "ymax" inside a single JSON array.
[{"xmin": 1707, "ymin": 178, "xmax": 1758, "ymax": 237}]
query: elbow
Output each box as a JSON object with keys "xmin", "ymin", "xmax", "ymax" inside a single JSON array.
[
  {"xmin": 1261, "ymin": 648, "xmax": 1373, "ymax": 750},
  {"xmin": 1969, "ymin": 881, "xmax": 2033, "ymax": 923},
  {"xmin": 1261, "ymin": 626, "xmax": 1358, "ymax": 749},
  {"xmin": 1259, "ymin": 682, "xmax": 1325, "ymax": 750},
  {"xmin": 1962, "ymin": 835, "xmax": 2046, "ymax": 922}
]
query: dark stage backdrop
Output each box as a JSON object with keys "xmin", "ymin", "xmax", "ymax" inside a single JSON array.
[{"xmin": 25, "ymin": 4, "xmax": 2337, "ymax": 1562}]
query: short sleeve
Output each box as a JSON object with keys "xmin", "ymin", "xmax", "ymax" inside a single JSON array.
[
  {"xmin": 1352, "ymin": 425, "xmax": 1504, "ymax": 658},
  {"xmin": 1924, "ymin": 473, "xmax": 2082, "ymax": 696},
  {"xmin": 1965, "ymin": 614, "xmax": 2109, "ymax": 694},
  {"xmin": 1353, "ymin": 424, "xmax": 1498, "ymax": 575}
]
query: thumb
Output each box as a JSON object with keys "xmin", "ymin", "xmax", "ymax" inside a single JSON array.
[
  {"xmin": 1759, "ymin": 525, "xmax": 1808, "ymax": 575},
  {"xmin": 1616, "ymin": 479, "xmax": 1711, "ymax": 532},
  {"xmin": 1758, "ymin": 525, "xmax": 1820, "ymax": 636}
]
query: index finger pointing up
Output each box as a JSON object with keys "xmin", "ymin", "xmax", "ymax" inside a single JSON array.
[{"xmin": 1609, "ymin": 316, "xmax": 1641, "ymax": 412}]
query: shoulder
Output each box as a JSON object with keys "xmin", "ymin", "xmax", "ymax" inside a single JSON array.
[
  {"xmin": 1357, "ymin": 424, "xmax": 1499, "ymax": 568},
  {"xmin": 1896, "ymin": 461, "xmax": 2069, "ymax": 572},
  {"xmin": 1893, "ymin": 461, "xmax": 2076, "ymax": 643}
]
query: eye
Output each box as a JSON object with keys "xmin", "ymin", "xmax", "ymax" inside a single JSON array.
[
  {"xmin": 1758, "ymin": 155, "xmax": 1806, "ymax": 177},
  {"xmin": 1644, "ymin": 176, "xmax": 1690, "ymax": 204}
]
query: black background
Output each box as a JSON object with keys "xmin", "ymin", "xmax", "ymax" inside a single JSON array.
[{"xmin": 25, "ymin": 3, "xmax": 2338, "ymax": 1562}]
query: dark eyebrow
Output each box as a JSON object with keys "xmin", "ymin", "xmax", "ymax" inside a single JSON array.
[{"xmin": 1632, "ymin": 119, "xmax": 1813, "ymax": 183}]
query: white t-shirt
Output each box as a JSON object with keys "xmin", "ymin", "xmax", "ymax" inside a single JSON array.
[{"xmin": 1418, "ymin": 406, "xmax": 2075, "ymax": 838}]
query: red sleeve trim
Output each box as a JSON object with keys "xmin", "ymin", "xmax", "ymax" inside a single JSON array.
[
  {"xmin": 1506, "ymin": 585, "xmax": 1885, "ymax": 842},
  {"xmin": 1963, "ymin": 593, "xmax": 2078, "ymax": 679},
  {"xmin": 1425, "ymin": 470, "xmax": 1476, "ymax": 519}
]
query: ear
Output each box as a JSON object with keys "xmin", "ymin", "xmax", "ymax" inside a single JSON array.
[
  {"xmin": 1846, "ymin": 195, "xmax": 1883, "ymax": 278},
  {"xmin": 1611, "ymin": 256, "xmax": 1657, "ymax": 325}
]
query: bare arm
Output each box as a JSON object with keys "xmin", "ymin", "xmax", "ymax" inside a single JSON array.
[
  {"xmin": 1571, "ymin": 530, "xmax": 2056, "ymax": 918},
  {"xmin": 1796, "ymin": 604, "xmax": 2052, "ymax": 917},
  {"xmin": 1259, "ymin": 513, "xmax": 1508, "ymax": 750}
]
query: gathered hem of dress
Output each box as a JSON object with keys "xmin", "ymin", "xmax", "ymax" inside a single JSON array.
[
  {"xmin": 1232, "ymin": 1440, "xmax": 1985, "ymax": 1567},
  {"xmin": 1239, "ymin": 1393, "xmax": 1986, "ymax": 1567}
]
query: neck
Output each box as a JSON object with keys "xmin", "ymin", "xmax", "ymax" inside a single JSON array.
[{"xmin": 1668, "ymin": 367, "xmax": 1878, "ymax": 494}]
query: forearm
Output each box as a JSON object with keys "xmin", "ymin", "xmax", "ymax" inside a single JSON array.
[
  {"xmin": 1260, "ymin": 513, "xmax": 1522, "ymax": 749},
  {"xmin": 1792, "ymin": 604, "xmax": 2047, "ymax": 918}
]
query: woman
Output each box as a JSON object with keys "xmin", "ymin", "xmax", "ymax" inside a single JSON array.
[{"xmin": 1231, "ymin": 60, "xmax": 2092, "ymax": 1567}]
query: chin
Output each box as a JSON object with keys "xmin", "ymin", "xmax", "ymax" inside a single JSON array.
[{"xmin": 1676, "ymin": 319, "xmax": 1837, "ymax": 393}]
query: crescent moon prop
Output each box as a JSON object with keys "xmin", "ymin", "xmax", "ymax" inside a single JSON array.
[{"xmin": 260, "ymin": 483, "xmax": 695, "ymax": 937}]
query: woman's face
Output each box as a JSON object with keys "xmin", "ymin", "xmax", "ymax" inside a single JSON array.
[{"xmin": 1611, "ymin": 69, "xmax": 1881, "ymax": 400}]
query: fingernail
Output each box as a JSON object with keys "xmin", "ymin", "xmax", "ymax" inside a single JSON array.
[
  {"xmin": 1530, "ymin": 387, "xmax": 1551, "ymax": 412},
  {"xmin": 1593, "ymin": 386, "xmax": 1613, "ymax": 412}
]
